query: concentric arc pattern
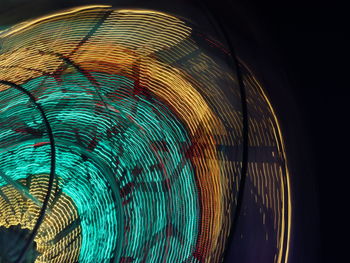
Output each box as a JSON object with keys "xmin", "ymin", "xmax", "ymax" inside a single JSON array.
[{"xmin": 0, "ymin": 5, "xmax": 292, "ymax": 263}]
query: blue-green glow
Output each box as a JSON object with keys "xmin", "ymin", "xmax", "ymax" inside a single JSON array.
[{"xmin": 0, "ymin": 71, "xmax": 199, "ymax": 262}]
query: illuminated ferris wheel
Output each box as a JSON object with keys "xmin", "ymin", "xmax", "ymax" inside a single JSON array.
[{"xmin": 0, "ymin": 5, "xmax": 291, "ymax": 263}]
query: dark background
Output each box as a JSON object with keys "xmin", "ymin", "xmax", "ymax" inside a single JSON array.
[{"xmin": 2, "ymin": 0, "xmax": 346, "ymax": 262}]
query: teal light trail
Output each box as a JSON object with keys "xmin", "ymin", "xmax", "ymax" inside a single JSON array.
[{"xmin": 0, "ymin": 70, "xmax": 199, "ymax": 262}]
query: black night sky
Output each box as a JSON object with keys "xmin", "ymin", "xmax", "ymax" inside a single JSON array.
[{"xmin": 1, "ymin": 0, "xmax": 346, "ymax": 262}]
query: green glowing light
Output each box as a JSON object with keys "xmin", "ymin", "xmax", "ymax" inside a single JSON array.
[{"xmin": 0, "ymin": 71, "xmax": 199, "ymax": 262}]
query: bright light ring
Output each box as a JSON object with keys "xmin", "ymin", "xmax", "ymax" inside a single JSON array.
[
  {"xmin": 0, "ymin": 5, "xmax": 292, "ymax": 263},
  {"xmin": 0, "ymin": 174, "xmax": 81, "ymax": 262}
]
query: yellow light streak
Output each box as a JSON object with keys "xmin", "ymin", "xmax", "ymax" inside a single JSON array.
[
  {"xmin": 244, "ymin": 64, "xmax": 292, "ymax": 263},
  {"xmin": 0, "ymin": 5, "xmax": 112, "ymax": 38}
]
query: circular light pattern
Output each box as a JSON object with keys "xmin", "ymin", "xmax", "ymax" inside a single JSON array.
[
  {"xmin": 0, "ymin": 174, "xmax": 81, "ymax": 262},
  {"xmin": 0, "ymin": 5, "xmax": 292, "ymax": 263}
]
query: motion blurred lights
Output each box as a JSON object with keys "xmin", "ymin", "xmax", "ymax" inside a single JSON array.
[{"xmin": 0, "ymin": 5, "xmax": 291, "ymax": 263}]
